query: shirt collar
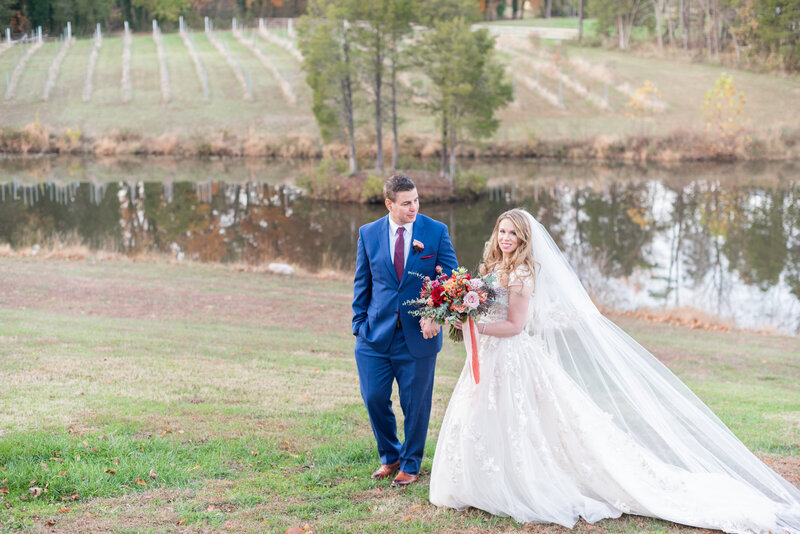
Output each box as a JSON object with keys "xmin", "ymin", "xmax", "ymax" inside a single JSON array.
[{"xmin": 388, "ymin": 216, "xmax": 413, "ymax": 236}]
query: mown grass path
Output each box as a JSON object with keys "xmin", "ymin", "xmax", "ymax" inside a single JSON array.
[{"xmin": 0, "ymin": 257, "xmax": 797, "ymax": 532}]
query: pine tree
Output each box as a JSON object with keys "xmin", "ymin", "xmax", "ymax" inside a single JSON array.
[{"xmin": 415, "ymin": 17, "xmax": 512, "ymax": 179}]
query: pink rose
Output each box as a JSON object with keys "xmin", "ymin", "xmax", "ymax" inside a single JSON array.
[
  {"xmin": 464, "ymin": 291, "xmax": 480, "ymax": 310},
  {"xmin": 468, "ymin": 279, "xmax": 485, "ymax": 291}
]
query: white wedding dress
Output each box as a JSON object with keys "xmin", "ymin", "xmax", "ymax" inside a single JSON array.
[{"xmin": 429, "ymin": 213, "xmax": 800, "ymax": 534}]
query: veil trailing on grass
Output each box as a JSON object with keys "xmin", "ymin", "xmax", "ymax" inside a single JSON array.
[{"xmin": 520, "ymin": 210, "xmax": 800, "ymax": 531}]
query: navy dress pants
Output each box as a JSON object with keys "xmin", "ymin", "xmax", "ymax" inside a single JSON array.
[{"xmin": 354, "ymin": 328, "xmax": 437, "ymax": 475}]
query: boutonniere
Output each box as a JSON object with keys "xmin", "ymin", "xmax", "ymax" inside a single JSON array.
[{"xmin": 412, "ymin": 240, "xmax": 424, "ymax": 253}]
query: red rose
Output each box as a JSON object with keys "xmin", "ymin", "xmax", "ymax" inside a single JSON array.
[{"xmin": 431, "ymin": 285, "xmax": 446, "ymax": 306}]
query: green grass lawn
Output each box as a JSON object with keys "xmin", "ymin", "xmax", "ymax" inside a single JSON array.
[{"xmin": 0, "ymin": 257, "xmax": 797, "ymax": 532}]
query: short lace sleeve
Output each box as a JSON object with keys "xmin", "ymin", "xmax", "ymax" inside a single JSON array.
[{"xmin": 508, "ymin": 266, "xmax": 534, "ymax": 297}]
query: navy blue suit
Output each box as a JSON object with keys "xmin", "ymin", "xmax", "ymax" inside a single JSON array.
[{"xmin": 352, "ymin": 213, "xmax": 458, "ymax": 474}]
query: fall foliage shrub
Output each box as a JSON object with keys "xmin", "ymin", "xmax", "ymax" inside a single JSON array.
[
  {"xmin": 454, "ymin": 171, "xmax": 488, "ymax": 199},
  {"xmin": 360, "ymin": 174, "xmax": 384, "ymax": 203}
]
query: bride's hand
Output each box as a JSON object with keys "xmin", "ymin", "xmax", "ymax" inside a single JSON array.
[{"xmin": 452, "ymin": 318, "xmax": 463, "ymax": 331}]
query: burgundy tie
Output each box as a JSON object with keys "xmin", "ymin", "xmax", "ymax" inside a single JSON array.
[{"xmin": 394, "ymin": 227, "xmax": 405, "ymax": 282}]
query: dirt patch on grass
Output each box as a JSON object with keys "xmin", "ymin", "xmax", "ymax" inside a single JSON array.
[
  {"xmin": 762, "ymin": 455, "xmax": 800, "ymax": 487},
  {"xmin": 0, "ymin": 258, "xmax": 351, "ymax": 332},
  {"xmin": 26, "ymin": 488, "xmax": 194, "ymax": 534}
]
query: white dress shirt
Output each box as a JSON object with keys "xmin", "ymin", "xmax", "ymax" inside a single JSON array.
[{"xmin": 388, "ymin": 217, "xmax": 413, "ymax": 269}]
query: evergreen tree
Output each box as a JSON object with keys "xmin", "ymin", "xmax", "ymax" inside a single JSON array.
[
  {"xmin": 415, "ymin": 17, "xmax": 512, "ymax": 179},
  {"xmin": 755, "ymin": 0, "xmax": 800, "ymax": 70},
  {"xmin": 297, "ymin": 0, "xmax": 359, "ymax": 173}
]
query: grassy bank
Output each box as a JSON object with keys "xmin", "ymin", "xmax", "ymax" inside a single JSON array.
[
  {"xmin": 0, "ymin": 25, "xmax": 799, "ymax": 162},
  {"xmin": 0, "ymin": 257, "xmax": 798, "ymax": 532}
]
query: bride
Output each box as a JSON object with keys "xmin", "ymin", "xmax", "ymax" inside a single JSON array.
[{"xmin": 429, "ymin": 208, "xmax": 800, "ymax": 533}]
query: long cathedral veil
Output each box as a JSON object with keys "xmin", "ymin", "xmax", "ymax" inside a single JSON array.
[{"xmin": 519, "ymin": 210, "xmax": 800, "ymax": 529}]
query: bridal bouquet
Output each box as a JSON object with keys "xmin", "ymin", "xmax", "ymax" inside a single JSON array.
[{"xmin": 405, "ymin": 266, "xmax": 496, "ymax": 384}]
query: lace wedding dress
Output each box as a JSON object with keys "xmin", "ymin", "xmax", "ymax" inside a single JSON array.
[{"xmin": 429, "ymin": 213, "xmax": 800, "ymax": 534}]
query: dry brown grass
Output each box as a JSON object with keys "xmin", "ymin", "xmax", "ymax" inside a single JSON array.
[{"xmin": 1, "ymin": 121, "xmax": 798, "ymax": 162}]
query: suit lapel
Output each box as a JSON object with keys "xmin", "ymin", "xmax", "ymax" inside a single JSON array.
[
  {"xmin": 378, "ymin": 215, "xmax": 397, "ymax": 283},
  {"xmin": 401, "ymin": 216, "xmax": 428, "ymax": 289}
]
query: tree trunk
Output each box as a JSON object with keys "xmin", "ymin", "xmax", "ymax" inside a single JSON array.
[
  {"xmin": 681, "ymin": 0, "xmax": 689, "ymax": 51},
  {"xmin": 520, "ymin": 0, "xmax": 525, "ymax": 20},
  {"xmin": 374, "ymin": 32, "xmax": 383, "ymax": 171},
  {"xmin": 578, "ymin": 0, "xmax": 583, "ymax": 42},
  {"xmin": 390, "ymin": 44, "xmax": 399, "ymax": 170},
  {"xmin": 652, "ymin": 0, "xmax": 664, "ymax": 53},
  {"xmin": 448, "ymin": 128, "xmax": 457, "ymax": 182},
  {"xmin": 712, "ymin": 0, "xmax": 720, "ymax": 56},
  {"xmin": 667, "ymin": 16, "xmax": 675, "ymax": 48},
  {"xmin": 545, "ymin": 0, "xmax": 552, "ymax": 18},
  {"xmin": 440, "ymin": 114, "xmax": 448, "ymax": 178},
  {"xmin": 342, "ymin": 26, "xmax": 357, "ymax": 174},
  {"xmin": 618, "ymin": 16, "xmax": 625, "ymax": 49}
]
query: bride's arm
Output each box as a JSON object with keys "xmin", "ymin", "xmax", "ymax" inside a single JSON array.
[{"xmin": 478, "ymin": 283, "xmax": 531, "ymax": 338}]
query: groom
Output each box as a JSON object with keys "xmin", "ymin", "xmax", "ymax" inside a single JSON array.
[{"xmin": 352, "ymin": 174, "xmax": 458, "ymax": 487}]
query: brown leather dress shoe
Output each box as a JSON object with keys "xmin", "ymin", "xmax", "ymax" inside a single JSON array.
[
  {"xmin": 390, "ymin": 470, "xmax": 419, "ymax": 487},
  {"xmin": 370, "ymin": 461, "xmax": 400, "ymax": 480}
]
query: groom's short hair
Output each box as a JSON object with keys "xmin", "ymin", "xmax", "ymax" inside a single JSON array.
[{"xmin": 383, "ymin": 174, "xmax": 416, "ymax": 202}]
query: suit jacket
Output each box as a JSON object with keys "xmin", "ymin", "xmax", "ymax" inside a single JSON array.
[{"xmin": 352, "ymin": 213, "xmax": 459, "ymax": 358}]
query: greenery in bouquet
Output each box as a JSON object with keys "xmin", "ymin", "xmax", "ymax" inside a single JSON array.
[{"xmin": 405, "ymin": 266, "xmax": 497, "ymax": 342}]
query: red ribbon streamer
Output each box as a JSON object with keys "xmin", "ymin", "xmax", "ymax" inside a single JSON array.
[{"xmin": 468, "ymin": 317, "xmax": 480, "ymax": 384}]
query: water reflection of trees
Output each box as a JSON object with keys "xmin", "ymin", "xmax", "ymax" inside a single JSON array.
[{"xmin": 1, "ymin": 172, "xmax": 798, "ymax": 333}]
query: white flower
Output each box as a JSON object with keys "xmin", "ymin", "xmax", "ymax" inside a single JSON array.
[
  {"xmin": 468, "ymin": 278, "xmax": 484, "ymax": 291},
  {"xmin": 464, "ymin": 291, "xmax": 480, "ymax": 310}
]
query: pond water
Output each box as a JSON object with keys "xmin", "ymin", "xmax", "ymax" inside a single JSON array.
[{"xmin": 1, "ymin": 157, "xmax": 799, "ymax": 336}]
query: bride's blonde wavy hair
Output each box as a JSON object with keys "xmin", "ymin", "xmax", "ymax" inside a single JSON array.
[{"xmin": 479, "ymin": 209, "xmax": 537, "ymax": 289}]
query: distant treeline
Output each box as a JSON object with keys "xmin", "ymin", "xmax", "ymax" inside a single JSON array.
[{"xmin": 0, "ymin": 0, "xmax": 307, "ymax": 36}]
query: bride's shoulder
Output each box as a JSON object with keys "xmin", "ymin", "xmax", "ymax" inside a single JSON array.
[
  {"xmin": 508, "ymin": 266, "xmax": 534, "ymax": 292},
  {"xmin": 510, "ymin": 265, "xmax": 533, "ymax": 280}
]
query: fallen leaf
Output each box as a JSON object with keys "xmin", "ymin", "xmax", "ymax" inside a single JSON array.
[
  {"xmin": 134, "ymin": 478, "xmax": 147, "ymax": 486},
  {"xmin": 0, "ymin": 487, "xmax": 8, "ymax": 494},
  {"xmin": 178, "ymin": 519, "xmax": 186, "ymax": 525},
  {"xmin": 58, "ymin": 471, "xmax": 67, "ymax": 476},
  {"xmin": 29, "ymin": 487, "xmax": 43, "ymax": 498},
  {"xmin": 149, "ymin": 469, "xmax": 157, "ymax": 480},
  {"xmin": 44, "ymin": 520, "xmax": 55, "ymax": 526},
  {"xmin": 82, "ymin": 441, "xmax": 88, "ymax": 447},
  {"xmin": 84, "ymin": 512, "xmax": 91, "ymax": 517},
  {"xmin": 189, "ymin": 465, "xmax": 201, "ymax": 472},
  {"xmin": 251, "ymin": 450, "xmax": 259, "ymax": 456},
  {"xmin": 105, "ymin": 469, "xmax": 116, "ymax": 475},
  {"xmin": 57, "ymin": 508, "xmax": 70, "ymax": 514},
  {"xmin": 2, "ymin": 501, "xmax": 11, "ymax": 509},
  {"xmin": 205, "ymin": 505, "xmax": 215, "ymax": 512},
  {"xmin": 40, "ymin": 463, "xmax": 49, "ymax": 471}
]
